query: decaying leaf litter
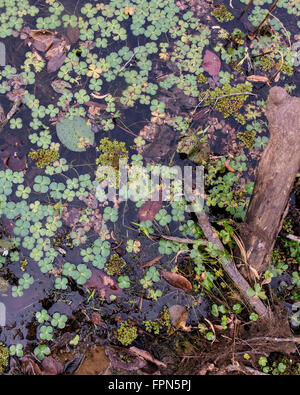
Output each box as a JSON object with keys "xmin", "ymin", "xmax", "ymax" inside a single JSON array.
[{"xmin": 0, "ymin": 0, "xmax": 299, "ymax": 375}]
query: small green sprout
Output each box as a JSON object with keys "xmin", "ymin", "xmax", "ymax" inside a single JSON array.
[
  {"xmin": 39, "ymin": 325, "xmax": 53, "ymax": 341},
  {"xmin": 9, "ymin": 344, "xmax": 23, "ymax": 357},
  {"xmin": 55, "ymin": 277, "xmax": 68, "ymax": 290},
  {"xmin": 69, "ymin": 335, "xmax": 80, "ymax": 346},
  {"xmin": 51, "ymin": 312, "xmax": 68, "ymax": 329},
  {"xmin": 36, "ymin": 309, "xmax": 50, "ymax": 324},
  {"xmin": 118, "ymin": 275, "xmax": 130, "ymax": 289},
  {"xmin": 34, "ymin": 345, "xmax": 51, "ymax": 361},
  {"xmin": 19, "ymin": 273, "xmax": 34, "ymax": 289}
]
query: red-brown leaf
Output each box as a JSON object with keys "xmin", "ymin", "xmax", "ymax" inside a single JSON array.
[
  {"xmin": 20, "ymin": 356, "xmax": 42, "ymax": 375},
  {"xmin": 47, "ymin": 54, "xmax": 67, "ymax": 73},
  {"xmin": 66, "ymin": 26, "xmax": 80, "ymax": 44},
  {"xmin": 138, "ymin": 199, "xmax": 162, "ymax": 222},
  {"xmin": 246, "ymin": 75, "xmax": 269, "ymax": 83},
  {"xmin": 161, "ymin": 270, "xmax": 192, "ymax": 293},
  {"xmin": 141, "ymin": 255, "xmax": 163, "ymax": 268},
  {"xmin": 202, "ymin": 50, "xmax": 221, "ymax": 77},
  {"xmin": 85, "ymin": 269, "xmax": 123, "ymax": 301},
  {"xmin": 41, "ymin": 357, "xmax": 64, "ymax": 375},
  {"xmin": 90, "ymin": 312, "xmax": 105, "ymax": 327}
]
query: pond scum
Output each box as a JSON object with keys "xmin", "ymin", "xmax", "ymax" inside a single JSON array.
[{"xmin": 0, "ymin": 0, "xmax": 299, "ymax": 375}]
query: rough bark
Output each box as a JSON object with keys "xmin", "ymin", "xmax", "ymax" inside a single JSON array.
[{"xmin": 239, "ymin": 86, "xmax": 300, "ymax": 275}]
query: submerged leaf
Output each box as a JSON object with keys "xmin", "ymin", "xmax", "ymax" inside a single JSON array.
[
  {"xmin": 202, "ymin": 50, "xmax": 221, "ymax": 77},
  {"xmin": 66, "ymin": 26, "xmax": 80, "ymax": 44},
  {"xmin": 161, "ymin": 270, "xmax": 192, "ymax": 293},
  {"xmin": 169, "ymin": 305, "xmax": 190, "ymax": 331},
  {"xmin": 129, "ymin": 347, "xmax": 167, "ymax": 368},
  {"xmin": 56, "ymin": 116, "xmax": 94, "ymax": 152},
  {"xmin": 85, "ymin": 270, "xmax": 122, "ymax": 302},
  {"xmin": 41, "ymin": 357, "xmax": 63, "ymax": 375},
  {"xmin": 106, "ymin": 346, "xmax": 147, "ymax": 371}
]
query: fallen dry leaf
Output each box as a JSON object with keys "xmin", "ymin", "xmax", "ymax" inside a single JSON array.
[
  {"xmin": 66, "ymin": 26, "xmax": 80, "ymax": 44},
  {"xmin": 90, "ymin": 312, "xmax": 106, "ymax": 327},
  {"xmin": 29, "ymin": 29, "xmax": 56, "ymax": 52},
  {"xmin": 138, "ymin": 199, "xmax": 162, "ymax": 222},
  {"xmin": 106, "ymin": 346, "xmax": 147, "ymax": 371},
  {"xmin": 141, "ymin": 255, "xmax": 163, "ymax": 268},
  {"xmin": 202, "ymin": 49, "xmax": 221, "ymax": 77},
  {"xmin": 20, "ymin": 356, "xmax": 42, "ymax": 375},
  {"xmin": 129, "ymin": 346, "xmax": 167, "ymax": 368},
  {"xmin": 41, "ymin": 357, "xmax": 64, "ymax": 375},
  {"xmin": 169, "ymin": 304, "xmax": 190, "ymax": 331},
  {"xmin": 85, "ymin": 269, "xmax": 122, "ymax": 301},
  {"xmin": 161, "ymin": 270, "xmax": 192, "ymax": 293},
  {"xmin": 47, "ymin": 54, "xmax": 66, "ymax": 72},
  {"xmin": 246, "ymin": 75, "xmax": 269, "ymax": 83}
]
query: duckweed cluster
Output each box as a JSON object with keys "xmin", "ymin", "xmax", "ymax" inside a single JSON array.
[
  {"xmin": 200, "ymin": 82, "xmax": 253, "ymax": 124},
  {"xmin": 116, "ymin": 321, "xmax": 138, "ymax": 346},
  {"xmin": 105, "ymin": 253, "xmax": 126, "ymax": 276},
  {"xmin": 28, "ymin": 149, "xmax": 60, "ymax": 169},
  {"xmin": 142, "ymin": 306, "xmax": 172, "ymax": 335},
  {"xmin": 211, "ymin": 5, "xmax": 234, "ymax": 23},
  {"xmin": 0, "ymin": 342, "xmax": 9, "ymax": 373},
  {"xmin": 237, "ymin": 130, "xmax": 257, "ymax": 149}
]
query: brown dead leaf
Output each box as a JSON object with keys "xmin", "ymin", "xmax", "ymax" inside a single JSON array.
[
  {"xmin": 66, "ymin": 26, "xmax": 80, "ymax": 44},
  {"xmin": 46, "ymin": 38, "xmax": 70, "ymax": 73},
  {"xmin": 161, "ymin": 270, "xmax": 192, "ymax": 293},
  {"xmin": 85, "ymin": 269, "xmax": 123, "ymax": 301},
  {"xmin": 47, "ymin": 53, "xmax": 67, "ymax": 73},
  {"xmin": 86, "ymin": 101, "xmax": 107, "ymax": 109},
  {"xmin": 138, "ymin": 199, "xmax": 162, "ymax": 222},
  {"xmin": 141, "ymin": 255, "xmax": 163, "ymax": 268},
  {"xmin": 41, "ymin": 356, "xmax": 64, "ymax": 375},
  {"xmin": 29, "ymin": 29, "xmax": 56, "ymax": 52},
  {"xmin": 169, "ymin": 304, "xmax": 190, "ymax": 331},
  {"xmin": 246, "ymin": 75, "xmax": 269, "ymax": 83},
  {"xmin": 20, "ymin": 356, "xmax": 42, "ymax": 375},
  {"xmin": 90, "ymin": 312, "xmax": 106, "ymax": 327},
  {"xmin": 106, "ymin": 346, "xmax": 147, "ymax": 371},
  {"xmin": 202, "ymin": 49, "xmax": 221, "ymax": 77},
  {"xmin": 129, "ymin": 346, "xmax": 167, "ymax": 368}
]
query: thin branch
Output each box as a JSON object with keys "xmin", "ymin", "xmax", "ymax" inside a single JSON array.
[
  {"xmin": 118, "ymin": 49, "xmax": 140, "ymax": 74},
  {"xmin": 243, "ymin": 337, "xmax": 300, "ymax": 343},
  {"xmin": 212, "ymin": 92, "xmax": 256, "ymax": 108},
  {"xmin": 195, "ymin": 210, "xmax": 269, "ymax": 317},
  {"xmin": 286, "ymin": 234, "xmax": 300, "ymax": 243},
  {"xmin": 252, "ymin": 0, "xmax": 279, "ymax": 36}
]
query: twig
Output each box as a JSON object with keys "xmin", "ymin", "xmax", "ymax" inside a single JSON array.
[
  {"xmin": 243, "ymin": 337, "xmax": 300, "ymax": 343},
  {"xmin": 115, "ymin": 122, "xmax": 138, "ymax": 137},
  {"xmin": 0, "ymin": 98, "xmax": 22, "ymax": 131},
  {"xmin": 286, "ymin": 234, "xmax": 300, "ymax": 243},
  {"xmin": 223, "ymin": 365, "xmax": 268, "ymax": 375},
  {"xmin": 161, "ymin": 235, "xmax": 199, "ymax": 244},
  {"xmin": 118, "ymin": 49, "xmax": 140, "ymax": 74},
  {"xmin": 213, "ymin": 92, "xmax": 256, "ymax": 108},
  {"xmin": 239, "ymin": 0, "xmax": 253, "ymax": 19},
  {"xmin": 195, "ymin": 210, "xmax": 269, "ymax": 317},
  {"xmin": 268, "ymin": 12, "xmax": 291, "ymax": 48},
  {"xmin": 251, "ymin": 0, "xmax": 279, "ymax": 37}
]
